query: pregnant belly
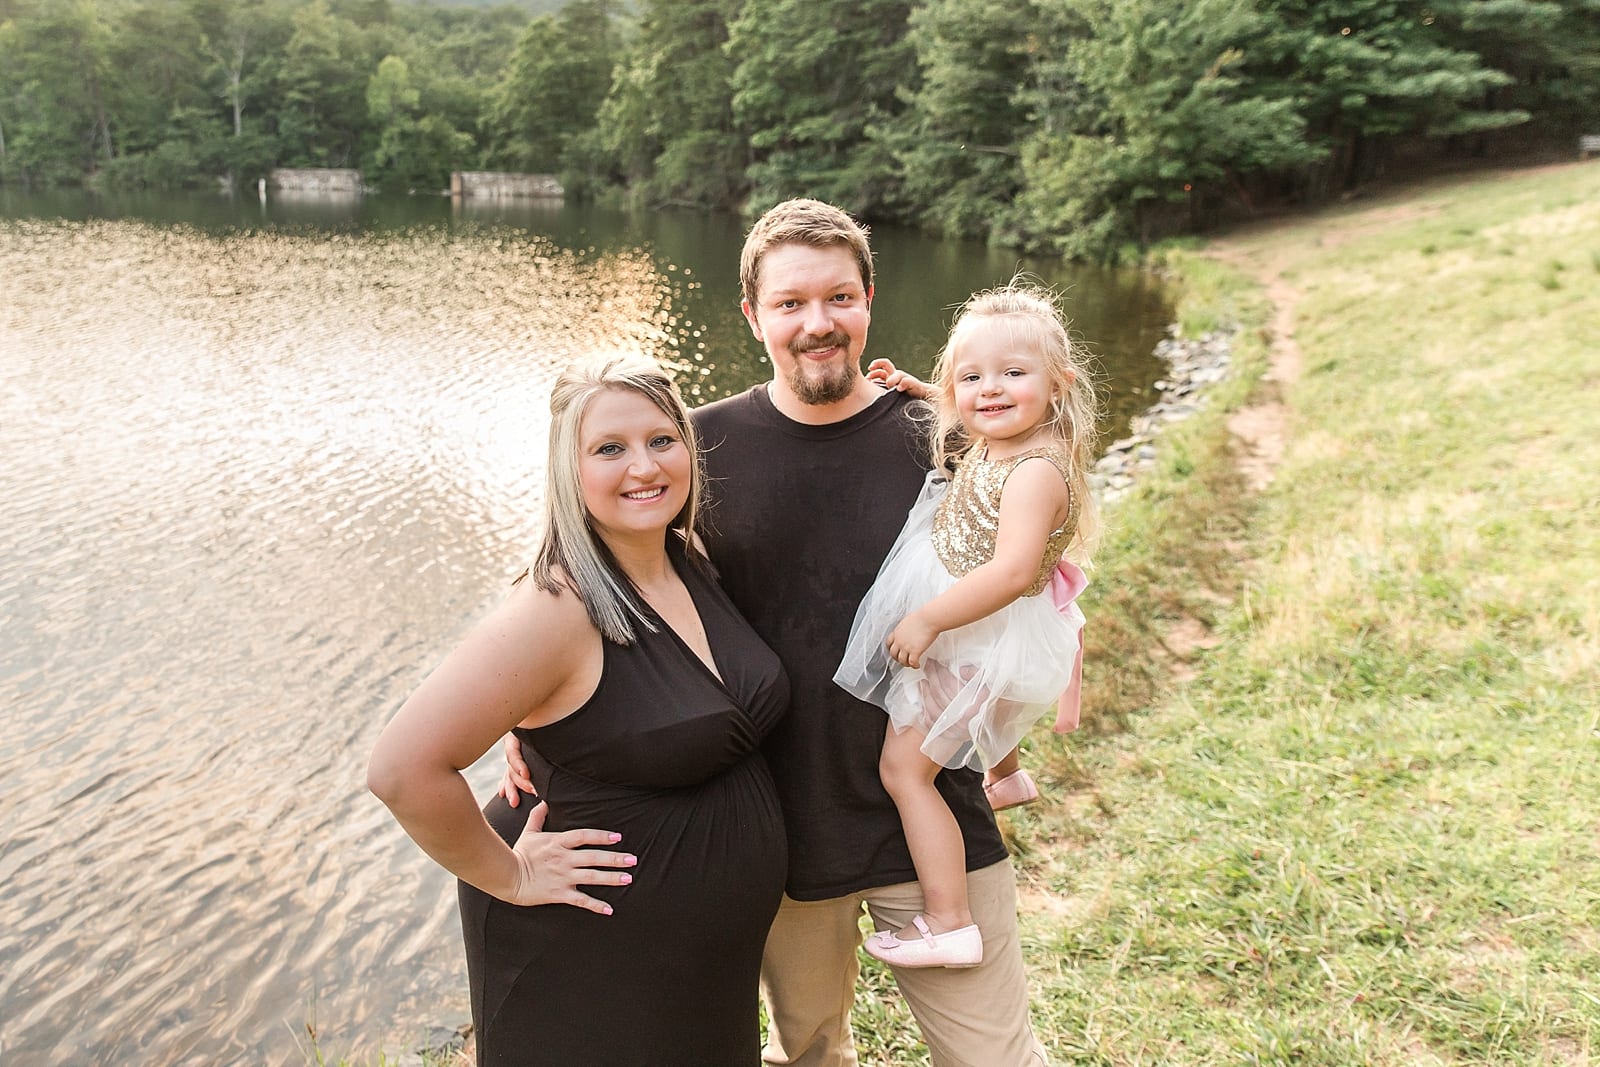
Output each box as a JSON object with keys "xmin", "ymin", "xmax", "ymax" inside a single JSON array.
[{"xmin": 488, "ymin": 755, "xmax": 787, "ymax": 918}]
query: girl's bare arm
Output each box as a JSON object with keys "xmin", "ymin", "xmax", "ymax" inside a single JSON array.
[{"xmin": 885, "ymin": 458, "xmax": 1070, "ymax": 668}]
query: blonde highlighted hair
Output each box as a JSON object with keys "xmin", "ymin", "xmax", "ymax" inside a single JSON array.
[
  {"xmin": 928, "ymin": 282, "xmax": 1101, "ymax": 561},
  {"xmin": 525, "ymin": 355, "xmax": 705, "ymax": 644}
]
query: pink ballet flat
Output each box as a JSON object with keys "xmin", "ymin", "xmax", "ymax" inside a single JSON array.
[
  {"xmin": 983, "ymin": 769, "xmax": 1039, "ymax": 811},
  {"xmin": 862, "ymin": 915, "xmax": 983, "ymax": 969}
]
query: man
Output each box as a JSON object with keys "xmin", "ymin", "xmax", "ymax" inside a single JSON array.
[{"xmin": 511, "ymin": 199, "xmax": 1048, "ymax": 1066}]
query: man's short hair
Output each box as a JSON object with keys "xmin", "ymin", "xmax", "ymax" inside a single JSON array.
[{"xmin": 739, "ymin": 198, "xmax": 874, "ymax": 306}]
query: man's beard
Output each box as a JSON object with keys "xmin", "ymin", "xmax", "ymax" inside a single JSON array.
[{"xmin": 787, "ymin": 332, "xmax": 859, "ymax": 406}]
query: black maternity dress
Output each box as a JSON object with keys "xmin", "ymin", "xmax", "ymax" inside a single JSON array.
[{"xmin": 460, "ymin": 544, "xmax": 789, "ymax": 1067}]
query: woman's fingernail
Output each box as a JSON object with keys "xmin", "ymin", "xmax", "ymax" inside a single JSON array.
[
  {"xmin": 620, "ymin": 873, "xmax": 632, "ymax": 885},
  {"xmin": 608, "ymin": 833, "xmax": 622, "ymax": 843},
  {"xmin": 625, "ymin": 855, "xmax": 638, "ymax": 867},
  {"xmin": 602, "ymin": 905, "xmax": 613, "ymax": 916}
]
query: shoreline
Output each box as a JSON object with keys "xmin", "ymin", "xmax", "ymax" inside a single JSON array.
[{"xmin": 1090, "ymin": 328, "xmax": 1237, "ymax": 503}]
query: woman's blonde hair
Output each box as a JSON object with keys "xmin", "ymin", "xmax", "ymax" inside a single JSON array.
[
  {"xmin": 928, "ymin": 282, "xmax": 1101, "ymax": 560},
  {"xmin": 525, "ymin": 354, "xmax": 705, "ymax": 644}
]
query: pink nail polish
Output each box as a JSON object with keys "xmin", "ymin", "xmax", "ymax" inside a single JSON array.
[{"xmin": 620, "ymin": 874, "xmax": 632, "ymax": 885}]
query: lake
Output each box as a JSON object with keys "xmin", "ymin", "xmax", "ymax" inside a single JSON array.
[{"xmin": 0, "ymin": 187, "xmax": 1172, "ymax": 1064}]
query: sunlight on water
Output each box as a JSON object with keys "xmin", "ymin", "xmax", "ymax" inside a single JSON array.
[
  {"xmin": 0, "ymin": 207, "xmax": 1171, "ymax": 1065},
  {"xmin": 0, "ymin": 218, "xmax": 701, "ymax": 1064}
]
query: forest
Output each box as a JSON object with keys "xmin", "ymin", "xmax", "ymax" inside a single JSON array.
[{"xmin": 2, "ymin": 0, "xmax": 1595, "ymax": 258}]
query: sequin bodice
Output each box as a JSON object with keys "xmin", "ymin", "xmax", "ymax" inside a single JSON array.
[{"xmin": 931, "ymin": 447, "xmax": 1078, "ymax": 596}]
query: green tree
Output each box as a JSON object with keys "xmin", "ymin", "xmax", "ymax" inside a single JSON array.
[
  {"xmin": 184, "ymin": 0, "xmax": 293, "ymax": 185},
  {"xmin": 364, "ymin": 53, "xmax": 472, "ymax": 190},
  {"xmin": 485, "ymin": 0, "xmax": 619, "ymax": 174},
  {"xmin": 886, "ymin": 0, "xmax": 1034, "ymax": 238},
  {"xmin": 1250, "ymin": 0, "xmax": 1526, "ymax": 195},
  {"xmin": 274, "ymin": 0, "xmax": 377, "ymax": 167},
  {"xmin": 96, "ymin": 1, "xmax": 229, "ymax": 187},
  {"xmin": 1448, "ymin": 0, "xmax": 1600, "ymax": 141},
  {"xmin": 0, "ymin": 1, "xmax": 116, "ymax": 184},
  {"xmin": 727, "ymin": 0, "xmax": 917, "ymax": 216},
  {"xmin": 397, "ymin": 1, "xmax": 526, "ymax": 159},
  {"xmin": 596, "ymin": 0, "xmax": 745, "ymax": 208},
  {"xmin": 331, "ymin": 0, "xmax": 393, "ymax": 28},
  {"xmin": 1012, "ymin": 0, "xmax": 1313, "ymax": 257}
]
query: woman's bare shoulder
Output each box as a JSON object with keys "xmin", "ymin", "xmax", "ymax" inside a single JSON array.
[{"xmin": 495, "ymin": 570, "xmax": 594, "ymax": 650}]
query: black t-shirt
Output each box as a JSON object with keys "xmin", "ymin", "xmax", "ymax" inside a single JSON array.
[{"xmin": 693, "ymin": 385, "xmax": 1008, "ymax": 901}]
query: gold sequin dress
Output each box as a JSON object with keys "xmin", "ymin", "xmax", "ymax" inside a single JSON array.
[{"xmin": 834, "ymin": 448, "xmax": 1086, "ymax": 771}]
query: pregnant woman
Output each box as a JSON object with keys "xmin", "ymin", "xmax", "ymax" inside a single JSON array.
[{"xmin": 368, "ymin": 355, "xmax": 788, "ymax": 1065}]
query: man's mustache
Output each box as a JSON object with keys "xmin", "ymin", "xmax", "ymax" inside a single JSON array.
[{"xmin": 790, "ymin": 331, "xmax": 851, "ymax": 356}]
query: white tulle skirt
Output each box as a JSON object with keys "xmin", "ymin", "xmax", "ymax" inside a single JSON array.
[{"xmin": 834, "ymin": 472, "xmax": 1085, "ymax": 772}]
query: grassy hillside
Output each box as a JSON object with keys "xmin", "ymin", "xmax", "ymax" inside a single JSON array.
[{"xmin": 958, "ymin": 160, "xmax": 1600, "ymax": 1066}]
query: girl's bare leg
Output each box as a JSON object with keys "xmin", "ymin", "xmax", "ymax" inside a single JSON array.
[{"xmin": 878, "ymin": 722, "xmax": 973, "ymax": 937}]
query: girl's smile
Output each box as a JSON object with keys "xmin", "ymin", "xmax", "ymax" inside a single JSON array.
[{"xmin": 950, "ymin": 330, "xmax": 1053, "ymax": 457}]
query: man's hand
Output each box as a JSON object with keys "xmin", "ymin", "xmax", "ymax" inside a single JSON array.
[{"xmin": 499, "ymin": 732, "xmax": 535, "ymax": 807}]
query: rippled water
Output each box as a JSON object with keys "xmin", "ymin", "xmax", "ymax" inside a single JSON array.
[{"xmin": 0, "ymin": 195, "xmax": 1171, "ymax": 1065}]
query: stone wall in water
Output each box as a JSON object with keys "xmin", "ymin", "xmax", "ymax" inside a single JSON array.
[
  {"xmin": 268, "ymin": 168, "xmax": 364, "ymax": 193},
  {"xmin": 450, "ymin": 171, "xmax": 563, "ymax": 199}
]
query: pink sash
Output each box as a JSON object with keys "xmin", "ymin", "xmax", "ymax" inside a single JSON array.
[{"xmin": 1047, "ymin": 562, "xmax": 1088, "ymax": 733}]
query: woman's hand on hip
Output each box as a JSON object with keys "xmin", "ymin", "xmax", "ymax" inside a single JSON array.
[{"xmin": 506, "ymin": 801, "xmax": 637, "ymax": 913}]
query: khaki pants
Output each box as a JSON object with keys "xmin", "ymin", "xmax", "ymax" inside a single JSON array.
[{"xmin": 760, "ymin": 859, "xmax": 1049, "ymax": 1067}]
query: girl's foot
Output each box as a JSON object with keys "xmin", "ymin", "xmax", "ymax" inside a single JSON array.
[
  {"xmin": 863, "ymin": 915, "xmax": 983, "ymax": 968},
  {"xmin": 983, "ymin": 768, "xmax": 1039, "ymax": 811}
]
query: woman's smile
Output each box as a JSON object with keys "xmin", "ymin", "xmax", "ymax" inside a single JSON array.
[{"xmin": 578, "ymin": 389, "xmax": 692, "ymax": 542}]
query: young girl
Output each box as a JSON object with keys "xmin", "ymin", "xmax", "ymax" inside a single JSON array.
[{"xmin": 834, "ymin": 282, "xmax": 1097, "ymax": 969}]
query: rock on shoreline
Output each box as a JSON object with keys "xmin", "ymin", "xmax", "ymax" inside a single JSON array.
[
  {"xmin": 1090, "ymin": 329, "xmax": 1235, "ymax": 503},
  {"xmin": 394, "ymin": 1021, "xmax": 472, "ymax": 1066}
]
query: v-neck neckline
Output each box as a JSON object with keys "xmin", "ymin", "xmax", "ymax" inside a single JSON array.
[{"xmin": 639, "ymin": 548, "xmax": 725, "ymax": 687}]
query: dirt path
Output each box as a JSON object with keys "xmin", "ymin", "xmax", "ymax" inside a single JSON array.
[
  {"xmin": 1203, "ymin": 191, "xmax": 1472, "ymax": 488},
  {"xmin": 1204, "ymin": 243, "xmax": 1303, "ymax": 491},
  {"xmin": 1124, "ymin": 240, "xmax": 1308, "ymax": 681}
]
